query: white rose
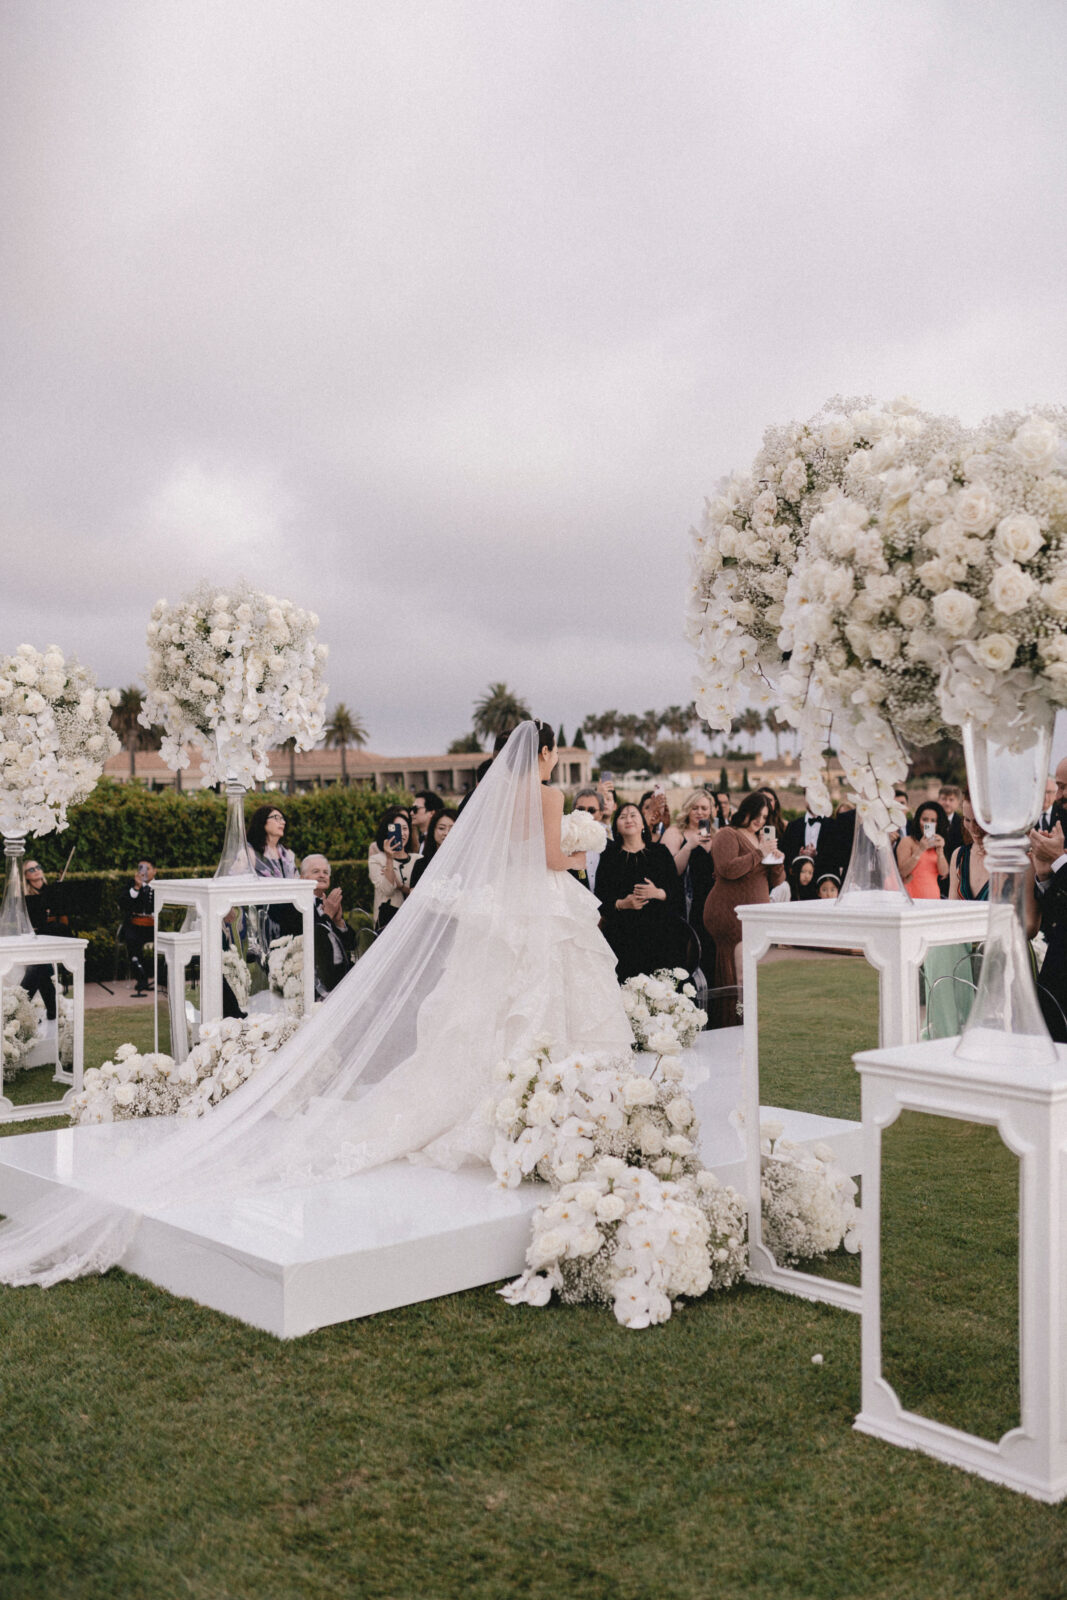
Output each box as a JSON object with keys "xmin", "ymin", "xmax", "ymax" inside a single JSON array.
[
  {"xmin": 622, "ymin": 1076, "xmax": 657, "ymax": 1108},
  {"xmin": 1012, "ymin": 416, "xmax": 1061, "ymax": 474},
  {"xmin": 113, "ymin": 1083, "xmax": 137, "ymax": 1106},
  {"xmin": 665, "ymin": 1096, "xmax": 693, "ymax": 1130},
  {"xmin": 988, "ymin": 562, "xmax": 1036, "ymax": 616},
  {"xmin": 953, "ymin": 484, "xmax": 998, "ymax": 536},
  {"xmin": 993, "ymin": 512, "xmax": 1044, "ymax": 564},
  {"xmin": 932, "ymin": 588, "xmax": 980, "ymax": 637},
  {"xmin": 968, "ymin": 634, "xmax": 1016, "ymax": 672},
  {"xmin": 595, "ymin": 1193, "xmax": 626, "ymax": 1223},
  {"xmin": 1043, "ymin": 575, "xmax": 1067, "ymax": 614},
  {"xmin": 821, "ymin": 418, "xmax": 853, "ymax": 455},
  {"xmin": 896, "ymin": 594, "xmax": 926, "ymax": 628}
]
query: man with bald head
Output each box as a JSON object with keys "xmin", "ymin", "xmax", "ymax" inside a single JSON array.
[
  {"xmin": 300, "ymin": 855, "xmax": 357, "ymax": 998},
  {"xmin": 1029, "ymin": 754, "xmax": 1067, "ymax": 1041}
]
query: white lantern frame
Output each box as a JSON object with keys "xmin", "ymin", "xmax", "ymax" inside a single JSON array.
[{"xmin": 0, "ymin": 933, "xmax": 86, "ymax": 1123}]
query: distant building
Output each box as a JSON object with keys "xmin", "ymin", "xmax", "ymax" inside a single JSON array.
[{"xmin": 104, "ymin": 745, "xmax": 595, "ymax": 796}]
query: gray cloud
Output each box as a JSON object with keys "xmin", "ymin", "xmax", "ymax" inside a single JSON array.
[{"xmin": 3, "ymin": 0, "xmax": 1066, "ymax": 753}]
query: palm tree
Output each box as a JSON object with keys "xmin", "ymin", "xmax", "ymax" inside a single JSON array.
[
  {"xmin": 109, "ymin": 685, "xmax": 148, "ymax": 779},
  {"xmin": 325, "ymin": 702, "xmax": 368, "ymax": 787},
  {"xmin": 732, "ymin": 707, "xmax": 764, "ymax": 749},
  {"xmin": 615, "ymin": 713, "xmax": 641, "ymax": 745},
  {"xmin": 764, "ymin": 708, "xmax": 789, "ymax": 761},
  {"xmin": 636, "ymin": 709, "xmax": 661, "ymax": 747},
  {"xmin": 280, "ymin": 735, "xmax": 298, "ymax": 793},
  {"xmin": 660, "ymin": 704, "xmax": 690, "ymax": 741},
  {"xmin": 472, "ymin": 682, "xmax": 532, "ymax": 744}
]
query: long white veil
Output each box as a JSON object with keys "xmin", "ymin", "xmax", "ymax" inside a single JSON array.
[{"xmin": 0, "ymin": 722, "xmax": 552, "ymax": 1286}]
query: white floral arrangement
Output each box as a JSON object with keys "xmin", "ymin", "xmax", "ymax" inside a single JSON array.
[
  {"xmin": 222, "ymin": 946, "xmax": 252, "ymax": 1013},
  {"xmin": 2, "ymin": 984, "xmax": 40, "ymax": 1073},
  {"xmin": 491, "ymin": 1037, "xmax": 748, "ymax": 1327},
  {"xmin": 0, "ymin": 645, "xmax": 119, "ymax": 836},
  {"xmin": 691, "ymin": 398, "xmax": 1067, "ymax": 840},
  {"xmin": 70, "ymin": 1013, "xmax": 302, "ymax": 1124},
  {"xmin": 267, "ymin": 935, "xmax": 305, "ymax": 1012},
  {"xmin": 489, "ymin": 1037, "xmax": 700, "ymax": 1190},
  {"xmin": 560, "ymin": 809, "xmax": 607, "ymax": 856},
  {"xmin": 141, "ymin": 583, "xmax": 328, "ymax": 789},
  {"xmin": 621, "ymin": 968, "xmax": 706, "ymax": 1057},
  {"xmin": 759, "ymin": 1120, "xmax": 861, "ymax": 1265},
  {"xmin": 28, "ymin": 992, "xmax": 74, "ymax": 1069},
  {"xmin": 500, "ymin": 1158, "xmax": 748, "ymax": 1329}
]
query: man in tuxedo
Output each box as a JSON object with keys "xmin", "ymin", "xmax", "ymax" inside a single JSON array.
[
  {"xmin": 938, "ymin": 785, "xmax": 965, "ymax": 858},
  {"xmin": 814, "ymin": 803, "xmax": 856, "ymax": 885},
  {"xmin": 300, "ymin": 855, "xmax": 357, "ymax": 999},
  {"xmin": 570, "ymin": 789, "xmax": 604, "ymax": 894},
  {"xmin": 1030, "ymin": 756, "xmax": 1067, "ymax": 1040},
  {"xmin": 782, "ymin": 808, "xmax": 826, "ymax": 868}
]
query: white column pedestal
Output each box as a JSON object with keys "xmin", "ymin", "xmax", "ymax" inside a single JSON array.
[
  {"xmin": 151, "ymin": 878, "xmax": 317, "ymax": 1056},
  {"xmin": 0, "ymin": 933, "xmax": 87, "ymax": 1122},
  {"xmin": 736, "ymin": 899, "xmax": 990, "ymax": 1311},
  {"xmin": 854, "ymin": 1034, "xmax": 1067, "ymax": 1502}
]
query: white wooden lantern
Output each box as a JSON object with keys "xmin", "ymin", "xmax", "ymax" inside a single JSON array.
[{"xmin": 0, "ymin": 933, "xmax": 86, "ymax": 1123}]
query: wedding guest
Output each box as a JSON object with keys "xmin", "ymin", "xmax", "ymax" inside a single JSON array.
[
  {"xmin": 457, "ymin": 733, "xmax": 511, "ymax": 814},
  {"xmin": 782, "ymin": 807, "xmax": 825, "ymax": 866},
  {"xmin": 815, "ymin": 800, "xmax": 856, "ymax": 885},
  {"xmin": 248, "ymin": 803, "xmax": 300, "ymax": 946},
  {"xmin": 369, "ymin": 807, "xmax": 415, "ymax": 930},
  {"xmin": 714, "ymin": 791, "xmax": 733, "ymax": 827},
  {"xmin": 816, "ymin": 872, "xmax": 840, "ymax": 900},
  {"xmin": 596, "ymin": 803, "xmax": 688, "ymax": 982},
  {"xmin": 122, "ymin": 859, "xmax": 157, "ymax": 996},
  {"xmin": 409, "ymin": 809, "xmax": 458, "ymax": 890},
  {"xmin": 755, "ymin": 786, "xmax": 784, "ymax": 843},
  {"xmin": 596, "ymin": 775, "xmax": 616, "ymax": 818},
  {"xmin": 787, "ymin": 856, "xmax": 816, "ymax": 902},
  {"xmin": 1030, "ymin": 754, "xmax": 1067, "ymax": 1039},
  {"xmin": 22, "ymin": 860, "xmax": 68, "ymax": 1018},
  {"xmin": 411, "ymin": 791, "xmax": 445, "ymax": 853},
  {"xmin": 300, "ymin": 855, "xmax": 357, "ymax": 997},
  {"xmin": 703, "ymin": 793, "xmax": 785, "ymax": 1025},
  {"xmin": 569, "ymin": 789, "xmax": 605, "ymax": 894},
  {"xmin": 897, "ymin": 800, "xmax": 949, "ymax": 900},
  {"xmin": 1037, "ymin": 776, "xmax": 1057, "ymax": 833},
  {"xmin": 639, "ymin": 789, "xmax": 671, "ymax": 844},
  {"xmin": 938, "ymin": 784, "xmax": 965, "ymax": 857},
  {"xmin": 662, "ymin": 789, "xmax": 716, "ymax": 972}
]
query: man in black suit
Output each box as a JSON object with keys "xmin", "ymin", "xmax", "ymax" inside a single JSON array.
[
  {"xmin": 299, "ymin": 855, "xmax": 357, "ymax": 999},
  {"xmin": 1031, "ymin": 756, "xmax": 1067, "ymax": 1040},
  {"xmin": 781, "ymin": 809, "xmax": 826, "ymax": 869},
  {"xmin": 938, "ymin": 785, "xmax": 966, "ymax": 859}
]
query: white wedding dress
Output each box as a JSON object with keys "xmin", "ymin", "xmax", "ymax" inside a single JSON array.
[{"xmin": 0, "ymin": 723, "xmax": 632, "ymax": 1287}]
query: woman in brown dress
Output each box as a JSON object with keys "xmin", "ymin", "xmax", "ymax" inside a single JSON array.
[{"xmin": 703, "ymin": 792, "xmax": 785, "ymax": 1023}]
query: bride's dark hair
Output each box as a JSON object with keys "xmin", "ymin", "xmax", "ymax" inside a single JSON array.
[{"xmin": 534, "ymin": 720, "xmax": 556, "ymax": 756}]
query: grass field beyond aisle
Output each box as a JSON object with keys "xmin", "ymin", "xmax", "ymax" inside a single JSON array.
[{"xmin": 0, "ymin": 962, "xmax": 1055, "ymax": 1600}]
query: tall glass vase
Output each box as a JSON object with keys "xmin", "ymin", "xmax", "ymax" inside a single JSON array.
[
  {"xmin": 0, "ymin": 833, "xmax": 33, "ymax": 938},
  {"xmin": 839, "ymin": 812, "xmax": 909, "ymax": 906},
  {"xmin": 216, "ymin": 778, "xmax": 258, "ymax": 880},
  {"xmin": 956, "ymin": 710, "xmax": 1056, "ymax": 1066}
]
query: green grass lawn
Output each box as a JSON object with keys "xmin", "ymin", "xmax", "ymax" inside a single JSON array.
[{"xmin": 0, "ymin": 964, "xmax": 1059, "ymax": 1600}]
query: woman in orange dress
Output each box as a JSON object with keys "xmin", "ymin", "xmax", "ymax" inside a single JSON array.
[
  {"xmin": 896, "ymin": 800, "xmax": 949, "ymax": 900},
  {"xmin": 703, "ymin": 792, "xmax": 786, "ymax": 1023}
]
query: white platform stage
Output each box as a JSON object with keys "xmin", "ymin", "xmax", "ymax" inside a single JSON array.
[{"xmin": 0, "ymin": 1029, "xmax": 861, "ymax": 1337}]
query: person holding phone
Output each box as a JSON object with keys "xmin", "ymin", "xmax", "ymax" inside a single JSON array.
[
  {"xmin": 896, "ymin": 800, "xmax": 949, "ymax": 899},
  {"xmin": 703, "ymin": 793, "xmax": 785, "ymax": 1025},
  {"xmin": 662, "ymin": 790, "xmax": 717, "ymax": 976},
  {"xmin": 368, "ymin": 806, "xmax": 415, "ymax": 930},
  {"xmin": 639, "ymin": 787, "xmax": 671, "ymax": 843},
  {"xmin": 122, "ymin": 859, "xmax": 157, "ymax": 995}
]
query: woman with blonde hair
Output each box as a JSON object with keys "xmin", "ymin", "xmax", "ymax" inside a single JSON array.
[{"xmin": 663, "ymin": 789, "xmax": 716, "ymax": 980}]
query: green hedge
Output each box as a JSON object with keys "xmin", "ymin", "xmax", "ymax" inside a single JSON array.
[{"xmin": 28, "ymin": 780, "xmax": 407, "ymax": 874}]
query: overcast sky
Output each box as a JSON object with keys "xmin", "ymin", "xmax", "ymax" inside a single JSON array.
[{"xmin": 3, "ymin": 0, "xmax": 1066, "ymax": 755}]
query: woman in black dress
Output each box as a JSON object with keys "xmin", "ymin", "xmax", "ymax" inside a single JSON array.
[{"xmin": 596, "ymin": 802, "xmax": 689, "ymax": 982}]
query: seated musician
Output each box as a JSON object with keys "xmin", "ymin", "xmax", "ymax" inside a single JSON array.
[
  {"xmin": 123, "ymin": 860, "xmax": 156, "ymax": 996},
  {"xmin": 23, "ymin": 859, "xmax": 70, "ymax": 1020}
]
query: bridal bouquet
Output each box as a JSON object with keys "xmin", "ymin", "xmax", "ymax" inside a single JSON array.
[
  {"xmin": 267, "ymin": 935, "xmax": 305, "ymax": 1012},
  {"xmin": 141, "ymin": 584, "xmax": 329, "ymax": 788},
  {"xmin": 500, "ymin": 1157, "xmax": 748, "ymax": 1328},
  {"xmin": 0, "ymin": 645, "xmax": 119, "ymax": 835},
  {"xmin": 70, "ymin": 1013, "xmax": 302, "ymax": 1124},
  {"xmin": 560, "ymin": 809, "xmax": 607, "ymax": 856},
  {"xmin": 759, "ymin": 1120, "xmax": 861, "ymax": 1265},
  {"xmin": 621, "ymin": 968, "xmax": 706, "ymax": 1058},
  {"xmin": 2, "ymin": 985, "xmax": 40, "ymax": 1072}
]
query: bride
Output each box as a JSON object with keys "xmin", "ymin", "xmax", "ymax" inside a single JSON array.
[{"xmin": 0, "ymin": 720, "xmax": 634, "ymax": 1287}]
